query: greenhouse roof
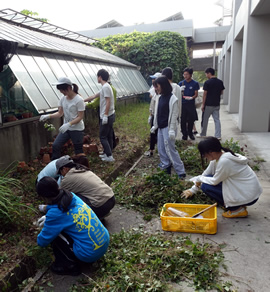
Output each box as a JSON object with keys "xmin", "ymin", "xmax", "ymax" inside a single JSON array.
[{"xmin": 0, "ymin": 8, "xmax": 136, "ymax": 67}]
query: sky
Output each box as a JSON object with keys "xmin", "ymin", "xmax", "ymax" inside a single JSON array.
[{"xmin": 0, "ymin": 0, "xmax": 232, "ymax": 32}]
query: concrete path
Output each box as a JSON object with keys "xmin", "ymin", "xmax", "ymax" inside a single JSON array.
[{"xmin": 36, "ymin": 104, "xmax": 270, "ymax": 292}]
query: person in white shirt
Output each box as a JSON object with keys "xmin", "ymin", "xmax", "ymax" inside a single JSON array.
[
  {"xmin": 39, "ymin": 77, "xmax": 85, "ymax": 160},
  {"xmin": 181, "ymin": 137, "xmax": 262, "ymax": 218},
  {"xmin": 84, "ymin": 69, "xmax": 115, "ymax": 162}
]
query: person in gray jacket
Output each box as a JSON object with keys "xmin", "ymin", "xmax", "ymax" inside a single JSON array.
[{"xmin": 151, "ymin": 76, "xmax": 186, "ymax": 178}]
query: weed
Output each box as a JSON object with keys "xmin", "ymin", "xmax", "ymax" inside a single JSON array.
[{"xmin": 70, "ymin": 229, "xmax": 230, "ymax": 291}]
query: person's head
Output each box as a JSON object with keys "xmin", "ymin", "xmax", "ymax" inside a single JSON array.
[
  {"xmin": 205, "ymin": 68, "xmax": 215, "ymax": 79},
  {"xmin": 183, "ymin": 67, "xmax": 193, "ymax": 81},
  {"xmin": 55, "ymin": 155, "xmax": 76, "ymax": 177},
  {"xmin": 52, "ymin": 77, "xmax": 79, "ymax": 94},
  {"xmin": 153, "ymin": 76, "xmax": 172, "ymax": 95},
  {"xmin": 198, "ymin": 137, "xmax": 236, "ymax": 167},
  {"xmin": 97, "ymin": 69, "xmax": 109, "ymax": 83},
  {"xmin": 150, "ymin": 72, "xmax": 161, "ymax": 84},
  {"xmin": 161, "ymin": 67, "xmax": 173, "ymax": 81},
  {"xmin": 72, "ymin": 154, "xmax": 90, "ymax": 168},
  {"xmin": 36, "ymin": 176, "xmax": 73, "ymax": 212}
]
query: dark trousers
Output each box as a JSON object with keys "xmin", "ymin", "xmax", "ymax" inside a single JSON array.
[
  {"xmin": 99, "ymin": 114, "xmax": 115, "ymax": 157},
  {"xmin": 76, "ymin": 194, "xmax": 116, "ymax": 219},
  {"xmin": 51, "ymin": 233, "xmax": 78, "ymax": 266},
  {"xmin": 181, "ymin": 104, "xmax": 195, "ymax": 137},
  {"xmin": 150, "ymin": 116, "xmax": 157, "ymax": 151},
  {"xmin": 201, "ymin": 181, "xmax": 258, "ymax": 211},
  {"xmin": 52, "ymin": 130, "xmax": 84, "ymax": 160}
]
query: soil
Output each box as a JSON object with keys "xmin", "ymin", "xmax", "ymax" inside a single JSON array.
[{"xmin": 0, "ymin": 131, "xmax": 149, "ymax": 287}]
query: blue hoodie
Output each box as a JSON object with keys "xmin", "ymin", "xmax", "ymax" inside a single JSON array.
[{"xmin": 37, "ymin": 194, "xmax": 110, "ymax": 263}]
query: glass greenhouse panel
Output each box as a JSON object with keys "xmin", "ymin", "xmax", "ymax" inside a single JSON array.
[
  {"xmin": 121, "ymin": 68, "xmax": 138, "ymax": 93},
  {"xmin": 80, "ymin": 62, "xmax": 100, "ymax": 92},
  {"xmin": 109, "ymin": 66, "xmax": 128, "ymax": 97},
  {"xmin": 127, "ymin": 69, "xmax": 146, "ymax": 92},
  {"xmin": 75, "ymin": 61, "xmax": 97, "ymax": 94},
  {"xmin": 9, "ymin": 55, "xmax": 49, "ymax": 111},
  {"xmin": 102, "ymin": 65, "xmax": 126, "ymax": 97}
]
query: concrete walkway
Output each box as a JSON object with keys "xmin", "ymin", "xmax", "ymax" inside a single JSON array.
[{"xmin": 36, "ymin": 104, "xmax": 270, "ymax": 292}]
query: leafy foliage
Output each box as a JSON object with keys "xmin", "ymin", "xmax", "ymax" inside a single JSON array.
[
  {"xmin": 93, "ymin": 31, "xmax": 189, "ymax": 82},
  {"xmin": 71, "ymin": 230, "xmax": 228, "ymax": 291}
]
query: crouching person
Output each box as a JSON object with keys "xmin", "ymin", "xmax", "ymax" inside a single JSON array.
[
  {"xmin": 36, "ymin": 177, "xmax": 110, "ymax": 275},
  {"xmin": 56, "ymin": 156, "xmax": 115, "ymax": 220}
]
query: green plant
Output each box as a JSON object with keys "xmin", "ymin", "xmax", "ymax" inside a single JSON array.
[
  {"xmin": 222, "ymin": 138, "xmax": 246, "ymax": 155},
  {"xmin": 70, "ymin": 230, "xmax": 230, "ymax": 291},
  {"xmin": 44, "ymin": 122, "xmax": 55, "ymax": 132},
  {"xmin": 93, "ymin": 31, "xmax": 189, "ymax": 82}
]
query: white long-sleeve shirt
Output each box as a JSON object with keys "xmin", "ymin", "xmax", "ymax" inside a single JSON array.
[{"xmin": 200, "ymin": 152, "xmax": 262, "ymax": 207}]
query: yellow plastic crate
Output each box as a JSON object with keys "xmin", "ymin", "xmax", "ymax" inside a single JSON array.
[{"xmin": 160, "ymin": 203, "xmax": 217, "ymax": 234}]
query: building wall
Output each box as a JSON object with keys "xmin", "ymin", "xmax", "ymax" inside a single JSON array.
[{"xmin": 218, "ymin": 0, "xmax": 270, "ymax": 132}]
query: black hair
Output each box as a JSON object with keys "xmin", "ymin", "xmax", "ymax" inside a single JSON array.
[
  {"xmin": 183, "ymin": 67, "xmax": 193, "ymax": 75},
  {"xmin": 198, "ymin": 137, "xmax": 236, "ymax": 167},
  {"xmin": 72, "ymin": 154, "xmax": 90, "ymax": 168},
  {"xmin": 36, "ymin": 177, "xmax": 73, "ymax": 212},
  {"xmin": 58, "ymin": 161, "xmax": 76, "ymax": 174},
  {"xmin": 161, "ymin": 67, "xmax": 173, "ymax": 80},
  {"xmin": 153, "ymin": 76, "xmax": 173, "ymax": 95},
  {"xmin": 205, "ymin": 67, "xmax": 215, "ymax": 75},
  {"xmin": 97, "ymin": 69, "xmax": 109, "ymax": 81},
  {"xmin": 56, "ymin": 83, "xmax": 79, "ymax": 94}
]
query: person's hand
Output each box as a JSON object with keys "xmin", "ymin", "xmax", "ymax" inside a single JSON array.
[
  {"xmin": 169, "ymin": 130, "xmax": 175, "ymax": 141},
  {"xmin": 39, "ymin": 204, "xmax": 47, "ymax": 213},
  {"xmin": 37, "ymin": 215, "xmax": 46, "ymax": 228},
  {"xmin": 150, "ymin": 126, "xmax": 156, "ymax": 134},
  {"xmin": 59, "ymin": 122, "xmax": 71, "ymax": 133},
  {"xmin": 102, "ymin": 115, "xmax": 108, "ymax": 125},
  {"xmin": 181, "ymin": 189, "xmax": 194, "ymax": 199},
  {"xmin": 183, "ymin": 96, "xmax": 193, "ymax": 100},
  {"xmin": 180, "ymin": 85, "xmax": 185, "ymax": 91},
  {"xmin": 201, "ymin": 104, "xmax": 205, "ymax": 112},
  {"xmin": 148, "ymin": 116, "xmax": 152, "ymax": 125},
  {"xmin": 39, "ymin": 114, "xmax": 50, "ymax": 122}
]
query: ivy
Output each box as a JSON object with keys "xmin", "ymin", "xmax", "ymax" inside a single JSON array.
[{"xmin": 93, "ymin": 31, "xmax": 189, "ymax": 82}]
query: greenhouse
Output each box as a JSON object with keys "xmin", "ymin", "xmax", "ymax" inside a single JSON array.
[
  {"xmin": 0, "ymin": 9, "xmax": 149, "ymax": 168},
  {"xmin": 0, "ymin": 8, "xmax": 148, "ymax": 124}
]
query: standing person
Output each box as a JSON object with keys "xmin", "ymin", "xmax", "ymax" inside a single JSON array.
[
  {"xmin": 145, "ymin": 72, "xmax": 161, "ymax": 157},
  {"xmin": 181, "ymin": 137, "xmax": 262, "ymax": 218},
  {"xmin": 161, "ymin": 67, "xmax": 185, "ymax": 124},
  {"xmin": 39, "ymin": 77, "xmax": 85, "ymax": 160},
  {"xmin": 196, "ymin": 68, "xmax": 225, "ymax": 139},
  {"xmin": 151, "ymin": 76, "xmax": 186, "ymax": 178},
  {"xmin": 84, "ymin": 69, "xmax": 115, "ymax": 162},
  {"xmin": 178, "ymin": 67, "xmax": 200, "ymax": 140},
  {"xmin": 36, "ymin": 177, "xmax": 110, "ymax": 275}
]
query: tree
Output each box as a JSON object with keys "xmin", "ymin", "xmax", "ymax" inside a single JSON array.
[
  {"xmin": 20, "ymin": 10, "xmax": 49, "ymax": 23},
  {"xmin": 93, "ymin": 31, "xmax": 189, "ymax": 83}
]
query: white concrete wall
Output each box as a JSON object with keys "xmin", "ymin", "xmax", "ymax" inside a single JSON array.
[{"xmin": 219, "ymin": 0, "xmax": 270, "ymax": 132}]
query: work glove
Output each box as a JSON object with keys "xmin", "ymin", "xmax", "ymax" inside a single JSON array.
[
  {"xmin": 183, "ymin": 96, "xmax": 193, "ymax": 100},
  {"xmin": 190, "ymin": 175, "xmax": 203, "ymax": 184},
  {"xmin": 148, "ymin": 116, "xmax": 152, "ymax": 125},
  {"xmin": 168, "ymin": 130, "xmax": 175, "ymax": 141},
  {"xmin": 37, "ymin": 215, "xmax": 46, "ymax": 228},
  {"xmin": 39, "ymin": 204, "xmax": 47, "ymax": 213},
  {"xmin": 181, "ymin": 184, "xmax": 200, "ymax": 199},
  {"xmin": 59, "ymin": 122, "xmax": 71, "ymax": 134},
  {"xmin": 39, "ymin": 114, "xmax": 50, "ymax": 122},
  {"xmin": 102, "ymin": 115, "xmax": 108, "ymax": 125},
  {"xmin": 150, "ymin": 126, "xmax": 156, "ymax": 134},
  {"xmin": 180, "ymin": 85, "xmax": 185, "ymax": 91}
]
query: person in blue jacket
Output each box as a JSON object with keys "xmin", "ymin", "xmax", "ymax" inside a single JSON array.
[{"xmin": 36, "ymin": 176, "xmax": 110, "ymax": 275}]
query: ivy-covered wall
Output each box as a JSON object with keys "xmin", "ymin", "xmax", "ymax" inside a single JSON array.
[{"xmin": 93, "ymin": 31, "xmax": 189, "ymax": 83}]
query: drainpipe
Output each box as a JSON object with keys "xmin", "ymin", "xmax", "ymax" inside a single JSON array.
[{"xmin": 213, "ymin": 41, "xmax": 217, "ymax": 70}]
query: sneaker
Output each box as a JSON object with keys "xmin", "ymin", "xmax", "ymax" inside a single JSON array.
[
  {"xmin": 216, "ymin": 137, "xmax": 222, "ymax": 140},
  {"xmin": 189, "ymin": 134, "xmax": 195, "ymax": 140},
  {"xmin": 102, "ymin": 155, "xmax": 115, "ymax": 162},
  {"xmin": 178, "ymin": 173, "xmax": 186, "ymax": 179},
  {"xmin": 50, "ymin": 262, "xmax": 81, "ymax": 276},
  {"xmin": 222, "ymin": 207, "xmax": 248, "ymax": 218},
  {"xmin": 182, "ymin": 135, "xmax": 187, "ymax": 140},
  {"xmin": 193, "ymin": 131, "xmax": 198, "ymax": 135},
  {"xmin": 196, "ymin": 134, "xmax": 205, "ymax": 138},
  {"xmin": 144, "ymin": 150, "xmax": 153, "ymax": 157},
  {"xmin": 99, "ymin": 153, "xmax": 107, "ymax": 158}
]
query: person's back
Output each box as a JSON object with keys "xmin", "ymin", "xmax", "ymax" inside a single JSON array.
[
  {"xmin": 203, "ymin": 77, "xmax": 224, "ymax": 106},
  {"xmin": 60, "ymin": 167, "xmax": 114, "ymax": 208}
]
